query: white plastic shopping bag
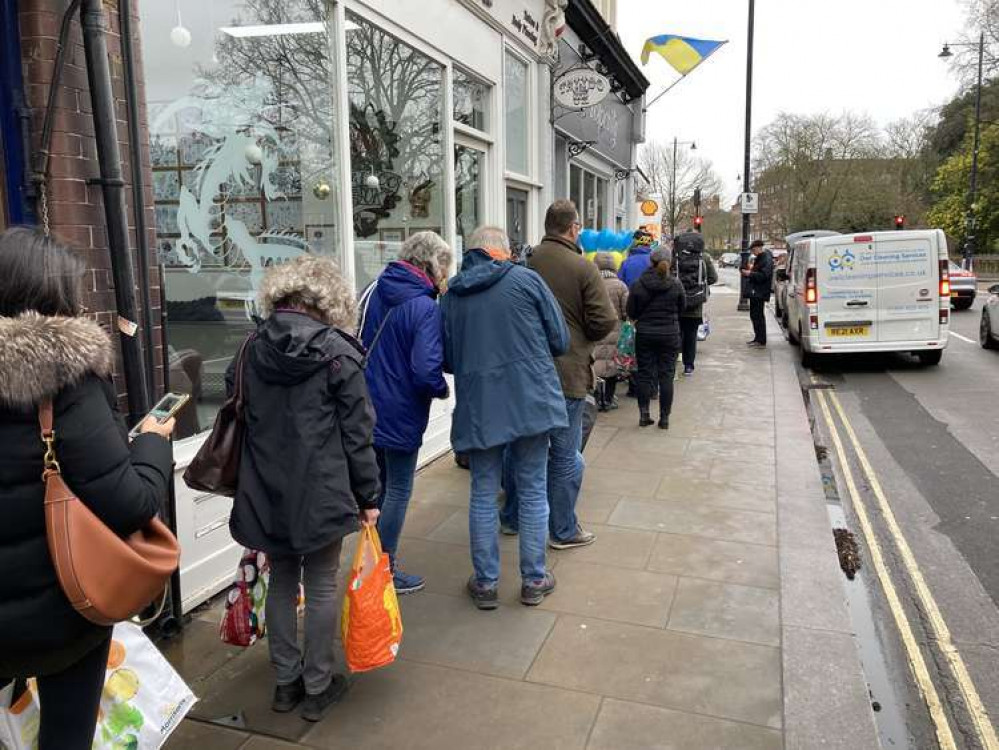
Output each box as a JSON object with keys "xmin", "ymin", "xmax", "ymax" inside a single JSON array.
[
  {"xmin": 697, "ymin": 316, "xmax": 711, "ymax": 341},
  {"xmin": 0, "ymin": 623, "xmax": 196, "ymax": 750}
]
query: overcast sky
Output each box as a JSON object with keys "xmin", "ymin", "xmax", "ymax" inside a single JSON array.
[{"xmin": 616, "ymin": 0, "xmax": 970, "ymax": 202}]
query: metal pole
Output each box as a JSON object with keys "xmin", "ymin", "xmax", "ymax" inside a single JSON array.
[
  {"xmin": 738, "ymin": 0, "xmax": 756, "ymax": 312},
  {"xmin": 81, "ymin": 0, "xmax": 150, "ymax": 424},
  {"xmin": 670, "ymin": 136, "xmax": 677, "ymax": 237},
  {"xmin": 965, "ymin": 31, "xmax": 984, "ymax": 271}
]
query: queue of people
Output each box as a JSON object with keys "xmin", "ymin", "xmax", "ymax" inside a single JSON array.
[{"xmin": 0, "ymin": 205, "xmax": 721, "ymax": 742}]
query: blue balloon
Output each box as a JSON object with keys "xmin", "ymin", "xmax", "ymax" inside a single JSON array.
[
  {"xmin": 598, "ymin": 228, "xmax": 616, "ymax": 250},
  {"xmin": 618, "ymin": 230, "xmax": 632, "ymax": 250},
  {"xmin": 579, "ymin": 229, "xmax": 597, "ymax": 252}
]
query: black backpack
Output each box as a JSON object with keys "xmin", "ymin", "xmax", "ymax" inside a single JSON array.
[{"xmin": 674, "ymin": 233, "xmax": 708, "ymax": 311}]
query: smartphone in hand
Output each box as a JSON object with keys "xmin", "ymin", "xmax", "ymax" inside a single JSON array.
[{"xmin": 129, "ymin": 392, "xmax": 190, "ymax": 439}]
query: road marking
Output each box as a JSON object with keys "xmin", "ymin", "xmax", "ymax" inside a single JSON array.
[
  {"xmin": 814, "ymin": 388, "xmax": 958, "ymax": 750},
  {"xmin": 950, "ymin": 331, "xmax": 977, "ymax": 344},
  {"xmin": 825, "ymin": 388, "xmax": 999, "ymax": 750}
]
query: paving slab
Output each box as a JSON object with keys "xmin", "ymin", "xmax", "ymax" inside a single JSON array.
[
  {"xmin": 581, "ymin": 465, "xmax": 665, "ymax": 497},
  {"xmin": 782, "ymin": 626, "xmax": 880, "ymax": 750},
  {"xmin": 164, "ymin": 720, "xmax": 247, "ymax": 750},
  {"xmin": 666, "ymin": 576, "xmax": 781, "ymax": 647},
  {"xmin": 779, "ymin": 544, "xmax": 853, "ymax": 634},
  {"xmin": 397, "ymin": 591, "xmax": 556, "ymax": 679},
  {"xmin": 655, "ymin": 477, "xmax": 776, "ymax": 515},
  {"xmin": 574, "ymin": 490, "xmax": 622, "ymax": 525},
  {"xmin": 647, "ymin": 532, "xmax": 779, "ymax": 590},
  {"xmin": 160, "ymin": 618, "xmax": 245, "ymax": 688},
  {"xmin": 302, "ymin": 659, "xmax": 600, "ymax": 750},
  {"xmin": 709, "ymin": 459, "xmax": 776, "ymax": 488},
  {"xmin": 528, "ymin": 615, "xmax": 782, "ymax": 729},
  {"xmin": 548, "ymin": 522, "xmax": 657, "ymax": 570},
  {"xmin": 398, "ymin": 501, "xmax": 458, "ymax": 540},
  {"xmin": 609, "ymin": 498, "xmax": 777, "ymax": 546},
  {"xmin": 586, "ymin": 698, "xmax": 783, "ymax": 750},
  {"xmin": 535, "ymin": 558, "xmax": 678, "ymax": 627}
]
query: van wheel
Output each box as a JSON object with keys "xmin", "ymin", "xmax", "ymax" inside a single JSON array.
[
  {"xmin": 786, "ymin": 313, "xmax": 798, "ymax": 346},
  {"xmin": 916, "ymin": 350, "xmax": 943, "ymax": 366},
  {"xmin": 981, "ymin": 312, "xmax": 998, "ymax": 350},
  {"xmin": 800, "ymin": 332, "xmax": 816, "ymax": 369},
  {"xmin": 952, "ymin": 298, "xmax": 973, "ymax": 311}
]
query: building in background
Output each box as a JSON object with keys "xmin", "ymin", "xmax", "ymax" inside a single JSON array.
[
  {"xmin": 0, "ymin": 0, "xmax": 645, "ymax": 614},
  {"xmin": 551, "ymin": 0, "xmax": 648, "ymax": 233}
]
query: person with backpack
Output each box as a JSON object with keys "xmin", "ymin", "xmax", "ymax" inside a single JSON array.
[
  {"xmin": 359, "ymin": 231, "xmax": 452, "ymax": 595},
  {"xmin": 673, "ymin": 231, "xmax": 718, "ymax": 376}
]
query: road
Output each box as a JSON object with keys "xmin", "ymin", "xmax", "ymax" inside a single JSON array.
[{"xmin": 727, "ymin": 261, "xmax": 999, "ymax": 750}]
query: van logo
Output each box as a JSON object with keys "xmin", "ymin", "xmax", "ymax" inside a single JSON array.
[
  {"xmin": 919, "ymin": 288, "xmax": 930, "ymax": 297},
  {"xmin": 828, "ymin": 249, "xmax": 855, "ymax": 272}
]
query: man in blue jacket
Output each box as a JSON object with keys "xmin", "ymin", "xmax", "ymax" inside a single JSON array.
[
  {"xmin": 361, "ymin": 232, "xmax": 452, "ymax": 594},
  {"xmin": 441, "ymin": 225, "xmax": 570, "ymax": 611},
  {"xmin": 618, "ymin": 230, "xmax": 660, "ymax": 287}
]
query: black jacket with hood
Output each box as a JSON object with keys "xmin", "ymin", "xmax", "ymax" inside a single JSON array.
[
  {"xmin": 226, "ymin": 310, "xmax": 380, "ymax": 556},
  {"xmin": 0, "ymin": 313, "xmax": 172, "ymax": 677},
  {"xmin": 626, "ymin": 268, "xmax": 687, "ymax": 345}
]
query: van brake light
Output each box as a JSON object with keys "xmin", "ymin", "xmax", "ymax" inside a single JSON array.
[
  {"xmin": 939, "ymin": 259, "xmax": 950, "ymax": 297},
  {"xmin": 805, "ymin": 268, "xmax": 818, "ymax": 304},
  {"xmin": 940, "ymin": 308, "xmax": 949, "ymax": 325}
]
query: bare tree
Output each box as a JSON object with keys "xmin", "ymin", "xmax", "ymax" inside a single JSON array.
[
  {"xmin": 637, "ymin": 141, "xmax": 722, "ymax": 236},
  {"xmin": 949, "ymin": 0, "xmax": 999, "ymax": 83}
]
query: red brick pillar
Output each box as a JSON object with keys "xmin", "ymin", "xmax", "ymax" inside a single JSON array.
[{"xmin": 18, "ymin": 0, "xmax": 164, "ymax": 401}]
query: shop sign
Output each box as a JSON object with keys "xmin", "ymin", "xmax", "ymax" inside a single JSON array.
[
  {"xmin": 475, "ymin": 0, "xmax": 547, "ymax": 52},
  {"xmin": 640, "ymin": 199, "xmax": 659, "ymax": 216},
  {"xmin": 554, "ymin": 68, "xmax": 610, "ymax": 109}
]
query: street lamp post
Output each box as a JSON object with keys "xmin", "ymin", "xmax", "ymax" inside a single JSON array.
[
  {"xmin": 939, "ymin": 32, "xmax": 985, "ymax": 270},
  {"xmin": 738, "ymin": 0, "xmax": 756, "ymax": 311},
  {"xmin": 670, "ymin": 136, "xmax": 697, "ymax": 237}
]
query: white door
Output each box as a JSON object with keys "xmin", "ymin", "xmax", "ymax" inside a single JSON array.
[
  {"xmin": 874, "ymin": 234, "xmax": 939, "ymax": 342},
  {"xmin": 816, "ymin": 237, "xmax": 878, "ymax": 345}
]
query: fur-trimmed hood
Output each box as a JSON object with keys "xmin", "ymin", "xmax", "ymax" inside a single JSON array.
[{"xmin": 0, "ymin": 313, "xmax": 114, "ymax": 407}]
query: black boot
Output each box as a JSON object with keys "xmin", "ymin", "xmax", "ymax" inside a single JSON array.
[
  {"xmin": 639, "ymin": 406, "xmax": 654, "ymax": 428},
  {"xmin": 658, "ymin": 416, "xmax": 669, "ymax": 430}
]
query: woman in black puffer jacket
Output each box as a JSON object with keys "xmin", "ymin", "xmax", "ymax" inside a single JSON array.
[
  {"xmin": 626, "ymin": 247, "xmax": 686, "ymax": 429},
  {"xmin": 0, "ymin": 228, "xmax": 174, "ymax": 750}
]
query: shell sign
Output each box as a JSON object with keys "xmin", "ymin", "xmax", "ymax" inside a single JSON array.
[{"xmin": 640, "ymin": 200, "xmax": 659, "ymax": 216}]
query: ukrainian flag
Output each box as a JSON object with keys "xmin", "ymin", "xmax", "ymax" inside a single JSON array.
[{"xmin": 641, "ymin": 35, "xmax": 726, "ymax": 75}]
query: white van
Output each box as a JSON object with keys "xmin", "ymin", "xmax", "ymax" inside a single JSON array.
[{"xmin": 782, "ymin": 229, "xmax": 950, "ymax": 366}]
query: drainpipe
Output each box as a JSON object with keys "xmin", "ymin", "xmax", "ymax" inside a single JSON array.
[
  {"xmin": 80, "ymin": 0, "xmax": 149, "ymax": 424},
  {"xmin": 118, "ymin": 0, "xmax": 158, "ymax": 399}
]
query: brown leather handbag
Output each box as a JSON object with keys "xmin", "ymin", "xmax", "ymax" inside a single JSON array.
[
  {"xmin": 40, "ymin": 401, "xmax": 180, "ymax": 626},
  {"xmin": 182, "ymin": 334, "xmax": 254, "ymax": 497}
]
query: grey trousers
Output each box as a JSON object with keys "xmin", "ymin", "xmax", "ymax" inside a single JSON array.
[{"xmin": 267, "ymin": 538, "xmax": 344, "ymax": 695}]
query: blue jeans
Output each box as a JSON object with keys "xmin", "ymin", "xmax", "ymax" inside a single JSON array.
[
  {"xmin": 548, "ymin": 397, "xmax": 586, "ymax": 542},
  {"xmin": 499, "ymin": 446, "xmax": 518, "ymax": 531},
  {"xmin": 469, "ymin": 433, "xmax": 550, "ymax": 587},
  {"xmin": 376, "ymin": 447, "xmax": 419, "ymax": 558}
]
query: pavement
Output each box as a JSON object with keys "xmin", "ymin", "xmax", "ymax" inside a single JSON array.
[{"xmin": 160, "ymin": 283, "xmax": 881, "ymax": 750}]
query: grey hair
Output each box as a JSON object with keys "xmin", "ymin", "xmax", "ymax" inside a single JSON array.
[
  {"xmin": 468, "ymin": 225, "xmax": 510, "ymax": 252},
  {"xmin": 398, "ymin": 231, "xmax": 453, "ymax": 281},
  {"xmin": 650, "ymin": 247, "xmax": 673, "ymax": 267},
  {"xmin": 257, "ymin": 254, "xmax": 356, "ymax": 329}
]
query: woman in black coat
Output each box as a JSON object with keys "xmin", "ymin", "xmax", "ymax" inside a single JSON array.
[
  {"xmin": 626, "ymin": 247, "xmax": 687, "ymax": 429},
  {"xmin": 0, "ymin": 228, "xmax": 174, "ymax": 750},
  {"xmin": 226, "ymin": 254, "xmax": 381, "ymax": 723}
]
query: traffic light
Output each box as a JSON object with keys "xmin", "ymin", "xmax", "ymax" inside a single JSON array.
[
  {"xmin": 894, "ymin": 215, "xmax": 905, "ymax": 230},
  {"xmin": 694, "ymin": 215, "xmax": 703, "ymax": 232},
  {"xmin": 693, "ymin": 187, "xmax": 702, "ymax": 208}
]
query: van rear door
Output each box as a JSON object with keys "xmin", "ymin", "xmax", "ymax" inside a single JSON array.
[
  {"xmin": 816, "ymin": 236, "xmax": 878, "ymax": 345},
  {"xmin": 874, "ymin": 233, "xmax": 938, "ymax": 342}
]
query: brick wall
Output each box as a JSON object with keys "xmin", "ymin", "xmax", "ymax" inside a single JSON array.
[{"xmin": 18, "ymin": 0, "xmax": 163, "ymax": 405}]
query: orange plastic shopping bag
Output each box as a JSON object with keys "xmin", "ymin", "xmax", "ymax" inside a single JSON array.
[{"xmin": 341, "ymin": 524, "xmax": 403, "ymax": 672}]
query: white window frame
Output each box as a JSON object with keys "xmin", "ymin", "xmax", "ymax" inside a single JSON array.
[{"xmin": 502, "ymin": 44, "xmax": 534, "ymax": 184}]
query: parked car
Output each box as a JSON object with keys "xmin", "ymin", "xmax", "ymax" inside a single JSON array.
[
  {"xmin": 948, "ymin": 261, "xmax": 977, "ymax": 310},
  {"xmin": 784, "ymin": 229, "xmax": 950, "ymax": 367},
  {"xmin": 776, "ymin": 231, "xmax": 839, "ymax": 327},
  {"xmin": 719, "ymin": 252, "xmax": 740, "ymax": 268},
  {"xmin": 981, "ymin": 283, "xmax": 999, "ymax": 349}
]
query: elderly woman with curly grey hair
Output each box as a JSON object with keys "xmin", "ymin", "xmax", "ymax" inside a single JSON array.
[
  {"xmin": 226, "ymin": 254, "xmax": 381, "ymax": 722},
  {"xmin": 359, "ymin": 231, "xmax": 452, "ymax": 595}
]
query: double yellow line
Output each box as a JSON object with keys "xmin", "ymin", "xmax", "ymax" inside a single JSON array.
[{"xmin": 814, "ymin": 385, "xmax": 998, "ymax": 750}]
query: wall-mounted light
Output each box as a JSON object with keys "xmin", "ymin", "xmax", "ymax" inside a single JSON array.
[
  {"xmin": 365, "ymin": 168, "xmax": 380, "ymax": 189},
  {"xmin": 170, "ymin": 0, "xmax": 191, "ymax": 47}
]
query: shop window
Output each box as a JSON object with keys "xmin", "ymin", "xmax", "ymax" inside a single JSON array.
[
  {"xmin": 140, "ymin": 0, "xmax": 342, "ymax": 440},
  {"xmin": 506, "ymin": 187, "xmax": 529, "ymax": 248},
  {"xmin": 504, "ymin": 52, "xmax": 529, "ymax": 175},
  {"xmin": 584, "ymin": 171, "xmax": 596, "ymax": 228},
  {"xmin": 453, "ymin": 69, "xmax": 489, "ymax": 132},
  {"xmin": 596, "ymin": 176, "xmax": 608, "ymax": 228},
  {"xmin": 454, "ymin": 145, "xmax": 485, "ymax": 255},
  {"xmin": 346, "ymin": 12, "xmax": 445, "ymax": 291}
]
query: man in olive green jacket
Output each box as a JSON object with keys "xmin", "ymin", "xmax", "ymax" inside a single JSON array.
[{"xmin": 529, "ymin": 199, "xmax": 616, "ymax": 548}]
